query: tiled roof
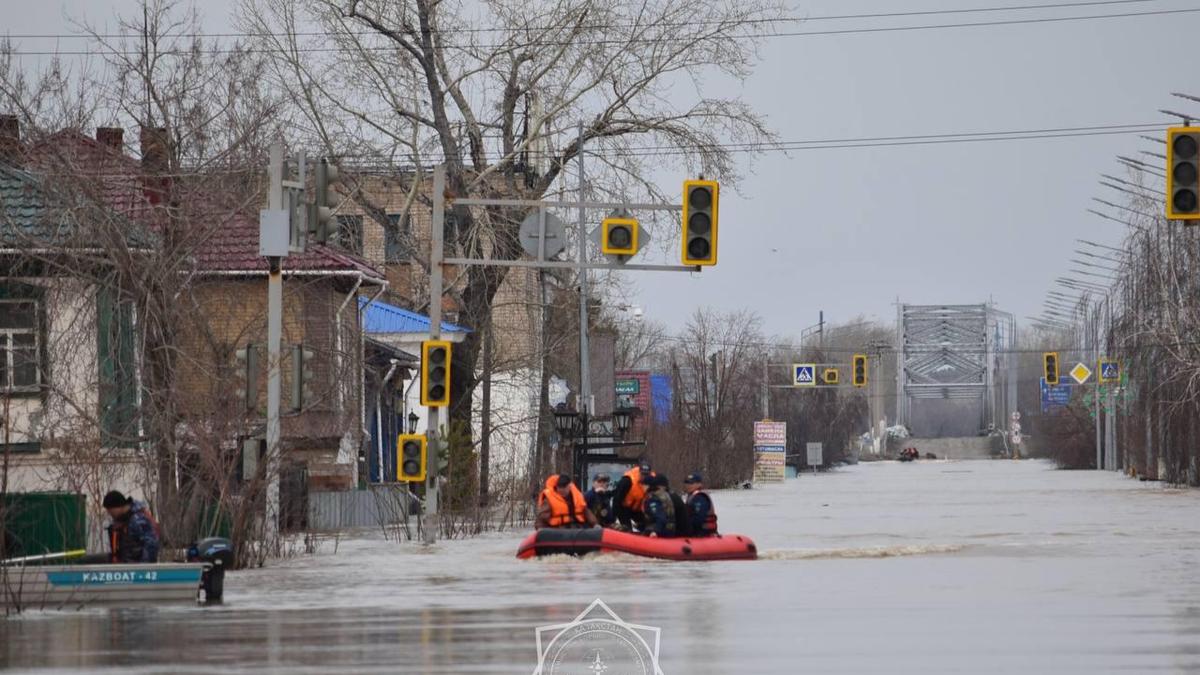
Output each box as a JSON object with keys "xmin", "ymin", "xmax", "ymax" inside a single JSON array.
[
  {"xmin": 360, "ymin": 296, "xmax": 470, "ymax": 335},
  {"xmin": 196, "ymin": 209, "xmax": 384, "ymax": 278},
  {"xmin": 20, "ymin": 130, "xmax": 383, "ymax": 279},
  {"xmin": 0, "ymin": 162, "xmax": 154, "ymax": 249}
]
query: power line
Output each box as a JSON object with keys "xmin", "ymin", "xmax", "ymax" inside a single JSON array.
[
  {"xmin": 5, "ymin": 6, "xmax": 1197, "ymax": 56},
  {"xmin": 18, "ymin": 121, "xmax": 1172, "ymax": 177},
  {"xmin": 0, "ymin": 0, "xmax": 1162, "ymax": 40}
]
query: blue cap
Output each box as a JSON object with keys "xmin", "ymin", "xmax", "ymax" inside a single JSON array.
[{"xmin": 684, "ymin": 473, "xmax": 702, "ymax": 484}]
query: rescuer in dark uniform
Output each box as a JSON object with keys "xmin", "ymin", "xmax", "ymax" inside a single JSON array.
[
  {"xmin": 102, "ymin": 490, "xmax": 161, "ymax": 563},
  {"xmin": 584, "ymin": 473, "xmax": 615, "ymax": 527},
  {"xmin": 641, "ymin": 474, "xmax": 677, "ymax": 538},
  {"xmin": 683, "ymin": 473, "xmax": 719, "ymax": 537}
]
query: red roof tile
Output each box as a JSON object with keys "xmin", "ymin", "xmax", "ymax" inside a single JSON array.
[{"xmin": 23, "ymin": 130, "xmax": 383, "ymax": 280}]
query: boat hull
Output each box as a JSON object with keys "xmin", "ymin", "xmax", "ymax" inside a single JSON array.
[
  {"xmin": 0, "ymin": 563, "xmax": 208, "ymax": 608},
  {"xmin": 516, "ymin": 528, "xmax": 757, "ymax": 561}
]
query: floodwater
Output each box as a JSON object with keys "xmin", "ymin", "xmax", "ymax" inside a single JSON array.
[{"xmin": 4, "ymin": 459, "xmax": 1200, "ymax": 674}]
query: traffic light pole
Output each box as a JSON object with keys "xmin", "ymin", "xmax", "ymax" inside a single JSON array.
[
  {"xmin": 423, "ymin": 167, "xmax": 446, "ymax": 545},
  {"xmin": 426, "ymin": 142, "xmax": 699, "ymax": 535}
]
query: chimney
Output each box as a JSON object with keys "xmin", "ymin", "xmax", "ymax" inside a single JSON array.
[
  {"xmin": 139, "ymin": 125, "xmax": 170, "ymax": 204},
  {"xmin": 96, "ymin": 127, "xmax": 124, "ymax": 152},
  {"xmin": 0, "ymin": 115, "xmax": 21, "ymax": 166}
]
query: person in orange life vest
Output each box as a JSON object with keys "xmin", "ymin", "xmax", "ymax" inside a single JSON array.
[
  {"xmin": 611, "ymin": 461, "xmax": 653, "ymax": 531},
  {"xmin": 683, "ymin": 473, "xmax": 719, "ymax": 537},
  {"xmin": 102, "ymin": 490, "xmax": 161, "ymax": 563},
  {"xmin": 535, "ymin": 474, "xmax": 598, "ymax": 529}
]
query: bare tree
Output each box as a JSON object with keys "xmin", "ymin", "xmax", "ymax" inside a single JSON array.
[
  {"xmin": 238, "ymin": 0, "xmax": 784, "ymax": 445},
  {"xmin": 0, "ymin": 0, "xmax": 288, "ymax": 561}
]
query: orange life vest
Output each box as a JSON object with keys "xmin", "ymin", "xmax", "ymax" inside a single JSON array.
[
  {"xmin": 538, "ymin": 476, "xmax": 587, "ymax": 527},
  {"xmin": 621, "ymin": 467, "xmax": 648, "ymax": 510}
]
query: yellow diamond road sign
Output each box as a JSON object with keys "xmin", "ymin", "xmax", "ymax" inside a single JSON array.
[{"xmin": 1070, "ymin": 363, "xmax": 1092, "ymax": 385}]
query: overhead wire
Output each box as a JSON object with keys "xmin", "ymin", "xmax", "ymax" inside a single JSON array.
[{"xmin": 3, "ymin": 4, "xmax": 1197, "ymax": 56}]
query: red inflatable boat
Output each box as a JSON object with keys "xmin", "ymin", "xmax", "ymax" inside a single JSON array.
[{"xmin": 516, "ymin": 528, "xmax": 757, "ymax": 561}]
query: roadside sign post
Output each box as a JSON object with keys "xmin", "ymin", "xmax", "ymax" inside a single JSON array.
[
  {"xmin": 806, "ymin": 442, "xmax": 823, "ymax": 471},
  {"xmin": 753, "ymin": 420, "xmax": 787, "ymax": 483}
]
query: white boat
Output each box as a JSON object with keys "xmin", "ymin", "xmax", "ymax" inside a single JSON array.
[{"xmin": 0, "ymin": 562, "xmax": 209, "ymax": 609}]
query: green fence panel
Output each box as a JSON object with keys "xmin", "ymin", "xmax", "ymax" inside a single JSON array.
[{"xmin": 1, "ymin": 492, "xmax": 86, "ymax": 558}]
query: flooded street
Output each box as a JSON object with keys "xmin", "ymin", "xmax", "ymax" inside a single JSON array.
[{"xmin": 5, "ymin": 459, "xmax": 1200, "ymax": 673}]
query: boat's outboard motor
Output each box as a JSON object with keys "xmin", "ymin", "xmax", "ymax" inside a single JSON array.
[{"xmin": 186, "ymin": 537, "xmax": 234, "ymax": 603}]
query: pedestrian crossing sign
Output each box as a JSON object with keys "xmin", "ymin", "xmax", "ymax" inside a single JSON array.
[
  {"xmin": 1099, "ymin": 360, "xmax": 1120, "ymax": 383},
  {"xmin": 793, "ymin": 364, "xmax": 816, "ymax": 387}
]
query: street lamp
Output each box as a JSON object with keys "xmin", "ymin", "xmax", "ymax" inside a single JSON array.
[
  {"xmin": 553, "ymin": 407, "xmax": 580, "ymax": 439},
  {"xmin": 407, "ymin": 411, "xmax": 420, "ymax": 435},
  {"xmin": 612, "ymin": 407, "xmax": 635, "ymax": 437}
]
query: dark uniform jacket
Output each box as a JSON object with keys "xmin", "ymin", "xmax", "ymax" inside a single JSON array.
[{"xmin": 110, "ymin": 501, "xmax": 160, "ymax": 563}]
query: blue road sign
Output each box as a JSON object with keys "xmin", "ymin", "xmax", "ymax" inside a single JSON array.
[
  {"xmin": 1099, "ymin": 361, "xmax": 1120, "ymax": 383},
  {"xmin": 1041, "ymin": 377, "xmax": 1073, "ymax": 413},
  {"xmin": 793, "ymin": 364, "xmax": 816, "ymax": 386}
]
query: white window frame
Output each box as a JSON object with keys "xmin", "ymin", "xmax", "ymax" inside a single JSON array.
[{"xmin": 0, "ymin": 298, "xmax": 40, "ymax": 392}]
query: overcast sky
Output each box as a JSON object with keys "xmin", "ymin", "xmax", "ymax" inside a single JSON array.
[{"xmin": 5, "ymin": 0, "xmax": 1192, "ymax": 337}]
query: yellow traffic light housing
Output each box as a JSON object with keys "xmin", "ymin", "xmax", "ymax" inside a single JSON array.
[
  {"xmin": 682, "ymin": 179, "xmax": 718, "ymax": 265},
  {"xmin": 421, "ymin": 340, "xmax": 452, "ymax": 407},
  {"xmin": 397, "ymin": 433, "xmax": 427, "ymax": 482},
  {"xmin": 1044, "ymin": 352, "xmax": 1060, "ymax": 385},
  {"xmin": 852, "ymin": 354, "xmax": 867, "ymax": 388},
  {"xmin": 601, "ymin": 216, "xmax": 639, "ymax": 256},
  {"xmin": 823, "ymin": 368, "xmax": 840, "ymax": 385},
  {"xmin": 1167, "ymin": 127, "xmax": 1200, "ymax": 221}
]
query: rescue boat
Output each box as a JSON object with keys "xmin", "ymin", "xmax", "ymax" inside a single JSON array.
[{"xmin": 516, "ymin": 527, "xmax": 757, "ymax": 561}]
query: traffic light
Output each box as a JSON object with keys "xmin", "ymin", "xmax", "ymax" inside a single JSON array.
[
  {"xmin": 682, "ymin": 179, "xmax": 718, "ymax": 266},
  {"xmin": 601, "ymin": 216, "xmax": 639, "ymax": 257},
  {"xmin": 421, "ymin": 340, "xmax": 452, "ymax": 407},
  {"xmin": 397, "ymin": 433, "xmax": 427, "ymax": 482},
  {"xmin": 1044, "ymin": 352, "xmax": 1060, "ymax": 385},
  {"xmin": 235, "ymin": 344, "xmax": 259, "ymax": 412},
  {"xmin": 852, "ymin": 354, "xmax": 867, "ymax": 388},
  {"xmin": 309, "ymin": 158, "xmax": 341, "ymax": 243},
  {"xmin": 290, "ymin": 344, "xmax": 315, "ymax": 412},
  {"xmin": 1168, "ymin": 127, "xmax": 1200, "ymax": 220},
  {"xmin": 823, "ymin": 368, "xmax": 840, "ymax": 385}
]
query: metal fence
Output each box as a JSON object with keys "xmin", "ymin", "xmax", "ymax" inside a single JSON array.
[{"xmin": 307, "ymin": 486, "xmax": 419, "ymax": 532}]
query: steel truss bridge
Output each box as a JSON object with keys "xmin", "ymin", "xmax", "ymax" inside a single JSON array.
[{"xmin": 895, "ymin": 303, "xmax": 1018, "ymax": 434}]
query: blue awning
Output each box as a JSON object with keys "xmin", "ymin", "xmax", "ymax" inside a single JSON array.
[{"xmin": 359, "ymin": 296, "xmax": 470, "ymax": 335}]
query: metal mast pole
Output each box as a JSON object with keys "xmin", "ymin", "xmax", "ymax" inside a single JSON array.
[
  {"xmin": 575, "ymin": 123, "xmax": 591, "ymax": 485},
  {"xmin": 424, "ymin": 166, "xmax": 446, "ymax": 545},
  {"xmin": 264, "ymin": 142, "xmax": 283, "ymax": 546}
]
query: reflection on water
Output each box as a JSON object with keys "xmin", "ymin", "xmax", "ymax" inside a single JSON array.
[{"xmin": 4, "ymin": 460, "xmax": 1200, "ymax": 673}]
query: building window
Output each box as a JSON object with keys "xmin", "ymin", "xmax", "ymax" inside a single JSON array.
[
  {"xmin": 334, "ymin": 215, "xmax": 363, "ymax": 255},
  {"xmin": 0, "ymin": 299, "xmax": 40, "ymax": 391},
  {"xmin": 97, "ymin": 287, "xmax": 138, "ymax": 447},
  {"xmin": 385, "ymin": 213, "xmax": 412, "ymax": 263}
]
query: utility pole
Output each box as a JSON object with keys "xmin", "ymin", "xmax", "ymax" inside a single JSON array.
[
  {"xmin": 264, "ymin": 144, "xmax": 283, "ymax": 546},
  {"xmin": 423, "ymin": 166, "xmax": 446, "ymax": 545},
  {"xmin": 576, "ymin": 123, "xmax": 593, "ymax": 435},
  {"xmin": 761, "ymin": 359, "xmax": 770, "ymax": 419},
  {"xmin": 260, "ymin": 142, "xmax": 304, "ymax": 546}
]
